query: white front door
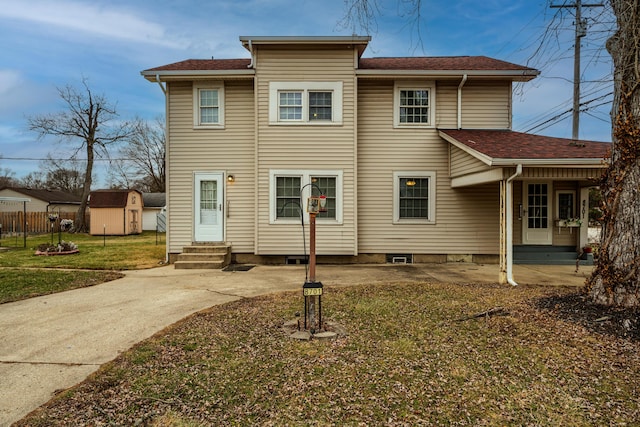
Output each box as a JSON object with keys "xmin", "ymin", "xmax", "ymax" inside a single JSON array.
[
  {"xmin": 523, "ymin": 182, "xmax": 552, "ymax": 245},
  {"xmin": 194, "ymin": 173, "xmax": 224, "ymax": 242}
]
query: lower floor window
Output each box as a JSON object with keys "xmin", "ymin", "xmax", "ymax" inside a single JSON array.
[
  {"xmin": 270, "ymin": 170, "xmax": 343, "ymax": 223},
  {"xmin": 393, "ymin": 172, "xmax": 436, "ymax": 223},
  {"xmin": 276, "ymin": 176, "xmax": 302, "ymax": 218}
]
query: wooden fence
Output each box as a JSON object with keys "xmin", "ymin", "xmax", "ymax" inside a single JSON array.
[{"xmin": 0, "ymin": 211, "xmax": 87, "ymax": 235}]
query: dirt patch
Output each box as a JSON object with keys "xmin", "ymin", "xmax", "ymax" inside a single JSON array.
[{"xmin": 534, "ymin": 290, "xmax": 640, "ymax": 340}]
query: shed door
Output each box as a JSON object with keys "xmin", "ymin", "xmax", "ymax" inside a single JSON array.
[
  {"xmin": 194, "ymin": 173, "xmax": 224, "ymax": 242},
  {"xmin": 523, "ymin": 182, "xmax": 552, "ymax": 245}
]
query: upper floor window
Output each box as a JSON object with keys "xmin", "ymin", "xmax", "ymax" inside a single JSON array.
[
  {"xmin": 269, "ymin": 82, "xmax": 343, "ymax": 125},
  {"xmin": 394, "ymin": 82, "xmax": 435, "ymax": 128},
  {"xmin": 193, "ymin": 82, "xmax": 225, "ymax": 129}
]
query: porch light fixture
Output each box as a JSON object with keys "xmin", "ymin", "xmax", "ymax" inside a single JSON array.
[
  {"xmin": 406, "ymin": 179, "xmax": 416, "ymax": 186},
  {"xmin": 227, "ymin": 174, "xmax": 235, "ymax": 183}
]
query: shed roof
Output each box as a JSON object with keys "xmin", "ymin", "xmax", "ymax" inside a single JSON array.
[
  {"xmin": 439, "ymin": 129, "xmax": 611, "ymax": 166},
  {"xmin": 0, "ymin": 187, "xmax": 81, "ymax": 204},
  {"xmin": 89, "ymin": 189, "xmax": 141, "ymax": 208}
]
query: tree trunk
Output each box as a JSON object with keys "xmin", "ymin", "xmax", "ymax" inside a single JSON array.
[
  {"xmin": 586, "ymin": 0, "xmax": 640, "ymax": 307},
  {"xmin": 75, "ymin": 143, "xmax": 94, "ymax": 233}
]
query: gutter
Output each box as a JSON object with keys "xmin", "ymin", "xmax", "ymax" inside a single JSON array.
[
  {"xmin": 506, "ymin": 164, "xmax": 523, "ymax": 287},
  {"xmin": 247, "ymin": 39, "xmax": 255, "ymax": 68},
  {"xmin": 155, "ymin": 74, "xmax": 166, "ymax": 95},
  {"xmin": 457, "ymin": 74, "xmax": 467, "ymax": 129}
]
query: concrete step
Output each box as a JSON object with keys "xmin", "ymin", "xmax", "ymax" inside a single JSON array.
[
  {"xmin": 175, "ymin": 243, "xmax": 231, "ymax": 269},
  {"xmin": 174, "ymin": 260, "xmax": 226, "ymax": 269},
  {"xmin": 176, "ymin": 253, "xmax": 227, "ymax": 262},
  {"xmin": 183, "ymin": 245, "xmax": 230, "ymax": 254}
]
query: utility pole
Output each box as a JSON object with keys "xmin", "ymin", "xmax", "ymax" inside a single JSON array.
[{"xmin": 551, "ymin": 1, "xmax": 603, "ymax": 140}]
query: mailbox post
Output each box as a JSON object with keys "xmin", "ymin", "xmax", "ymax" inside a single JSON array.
[{"xmin": 303, "ymin": 195, "xmax": 326, "ymax": 332}]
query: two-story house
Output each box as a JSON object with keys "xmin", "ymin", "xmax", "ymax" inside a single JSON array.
[{"xmin": 142, "ymin": 35, "xmax": 609, "ymax": 283}]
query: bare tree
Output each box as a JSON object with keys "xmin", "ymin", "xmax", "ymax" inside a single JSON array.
[
  {"xmin": 586, "ymin": 0, "xmax": 640, "ymax": 307},
  {"xmin": 0, "ymin": 168, "xmax": 16, "ymax": 188},
  {"xmin": 19, "ymin": 172, "xmax": 46, "ymax": 189},
  {"xmin": 108, "ymin": 117, "xmax": 166, "ymax": 193},
  {"xmin": 339, "ymin": 0, "xmax": 425, "ymax": 52},
  {"xmin": 28, "ymin": 78, "xmax": 132, "ymax": 232}
]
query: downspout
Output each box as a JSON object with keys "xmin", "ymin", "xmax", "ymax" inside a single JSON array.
[
  {"xmin": 247, "ymin": 39, "xmax": 255, "ymax": 69},
  {"xmin": 155, "ymin": 75, "xmax": 166, "ymax": 95},
  {"xmin": 457, "ymin": 74, "xmax": 467, "ymax": 129},
  {"xmin": 506, "ymin": 164, "xmax": 523, "ymax": 286}
]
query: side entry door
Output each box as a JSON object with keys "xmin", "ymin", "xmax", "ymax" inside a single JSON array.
[{"xmin": 194, "ymin": 172, "xmax": 224, "ymax": 242}]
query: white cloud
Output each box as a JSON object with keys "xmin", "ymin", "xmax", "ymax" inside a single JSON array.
[
  {"xmin": 0, "ymin": 0, "xmax": 186, "ymax": 49},
  {"xmin": 0, "ymin": 69, "xmax": 23, "ymax": 95}
]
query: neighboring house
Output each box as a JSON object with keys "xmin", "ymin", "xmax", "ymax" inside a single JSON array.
[
  {"xmin": 142, "ymin": 193, "xmax": 166, "ymax": 231},
  {"xmin": 89, "ymin": 189, "xmax": 143, "ymax": 236},
  {"xmin": 0, "ymin": 187, "xmax": 81, "ymax": 213},
  {"xmin": 141, "ymin": 35, "xmax": 610, "ymax": 281}
]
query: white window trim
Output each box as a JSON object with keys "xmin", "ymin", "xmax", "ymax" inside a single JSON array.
[
  {"xmin": 393, "ymin": 81, "xmax": 435, "ymax": 129},
  {"xmin": 556, "ymin": 190, "xmax": 576, "ymax": 219},
  {"xmin": 193, "ymin": 82, "xmax": 225, "ymax": 129},
  {"xmin": 393, "ymin": 171, "xmax": 436, "ymax": 224},
  {"xmin": 269, "ymin": 82, "xmax": 343, "ymax": 125},
  {"xmin": 269, "ymin": 169, "xmax": 343, "ymax": 224}
]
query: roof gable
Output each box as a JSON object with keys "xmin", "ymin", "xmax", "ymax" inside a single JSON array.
[{"xmin": 89, "ymin": 189, "xmax": 141, "ymax": 208}]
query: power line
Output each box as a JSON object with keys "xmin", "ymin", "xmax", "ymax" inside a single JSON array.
[{"xmin": 1, "ymin": 157, "xmax": 139, "ymax": 162}]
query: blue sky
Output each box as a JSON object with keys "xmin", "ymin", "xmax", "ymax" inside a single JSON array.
[{"xmin": 0, "ymin": 0, "xmax": 614, "ymax": 185}]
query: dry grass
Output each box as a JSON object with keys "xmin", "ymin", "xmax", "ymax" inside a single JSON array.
[{"xmin": 18, "ymin": 282, "xmax": 640, "ymax": 426}]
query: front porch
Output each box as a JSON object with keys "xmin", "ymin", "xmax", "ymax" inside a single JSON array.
[{"xmin": 514, "ymin": 245, "xmax": 594, "ymax": 266}]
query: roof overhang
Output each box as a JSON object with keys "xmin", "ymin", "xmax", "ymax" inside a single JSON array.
[
  {"xmin": 0, "ymin": 196, "xmax": 31, "ymax": 202},
  {"xmin": 141, "ymin": 69, "xmax": 254, "ymax": 82},
  {"xmin": 240, "ymin": 35, "xmax": 371, "ymax": 57}
]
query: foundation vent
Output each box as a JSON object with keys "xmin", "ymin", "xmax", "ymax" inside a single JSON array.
[
  {"xmin": 386, "ymin": 254, "xmax": 413, "ymax": 264},
  {"xmin": 286, "ymin": 256, "xmax": 308, "ymax": 265}
]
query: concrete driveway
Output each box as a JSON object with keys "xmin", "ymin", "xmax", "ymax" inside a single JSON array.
[{"xmin": 0, "ymin": 263, "xmax": 591, "ymax": 425}]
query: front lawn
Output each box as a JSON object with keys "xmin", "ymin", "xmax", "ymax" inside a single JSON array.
[
  {"xmin": 0, "ymin": 269, "xmax": 124, "ymax": 304},
  {"xmin": 17, "ymin": 282, "xmax": 640, "ymax": 425},
  {"xmin": 0, "ymin": 231, "xmax": 165, "ymax": 270},
  {"xmin": 0, "ymin": 231, "xmax": 165, "ymax": 303}
]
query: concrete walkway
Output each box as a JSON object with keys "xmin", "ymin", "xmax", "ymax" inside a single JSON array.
[{"xmin": 0, "ymin": 263, "xmax": 591, "ymax": 425}]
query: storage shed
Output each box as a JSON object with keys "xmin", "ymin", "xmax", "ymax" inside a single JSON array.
[{"xmin": 89, "ymin": 189, "xmax": 143, "ymax": 235}]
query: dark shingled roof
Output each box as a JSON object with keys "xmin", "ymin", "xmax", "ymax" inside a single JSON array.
[
  {"xmin": 142, "ymin": 193, "xmax": 166, "ymax": 208},
  {"xmin": 358, "ymin": 56, "xmax": 535, "ymax": 72},
  {"xmin": 144, "ymin": 56, "xmax": 535, "ymax": 74},
  {"xmin": 89, "ymin": 189, "xmax": 141, "ymax": 208},
  {"xmin": 144, "ymin": 58, "xmax": 252, "ymax": 72},
  {"xmin": 0, "ymin": 187, "xmax": 81, "ymax": 204},
  {"xmin": 439, "ymin": 129, "xmax": 611, "ymax": 160}
]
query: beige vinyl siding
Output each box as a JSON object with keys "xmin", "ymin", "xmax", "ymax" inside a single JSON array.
[
  {"xmin": 166, "ymin": 80, "xmax": 255, "ymax": 254},
  {"xmin": 460, "ymin": 81, "xmax": 511, "ymax": 129},
  {"xmin": 512, "ymin": 181, "xmax": 523, "ymax": 245},
  {"xmin": 520, "ymin": 167, "xmax": 605, "ymax": 180},
  {"xmin": 254, "ymin": 47, "xmax": 357, "ymax": 255},
  {"xmin": 435, "ymin": 81, "xmax": 458, "ymax": 128},
  {"xmin": 450, "ymin": 144, "xmax": 491, "ymax": 178},
  {"xmin": 0, "ymin": 189, "xmax": 46, "ymax": 212},
  {"xmin": 357, "ymin": 79, "xmax": 499, "ymax": 255}
]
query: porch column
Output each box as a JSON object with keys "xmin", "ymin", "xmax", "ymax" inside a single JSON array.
[{"xmin": 499, "ymin": 180, "xmax": 507, "ymax": 284}]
